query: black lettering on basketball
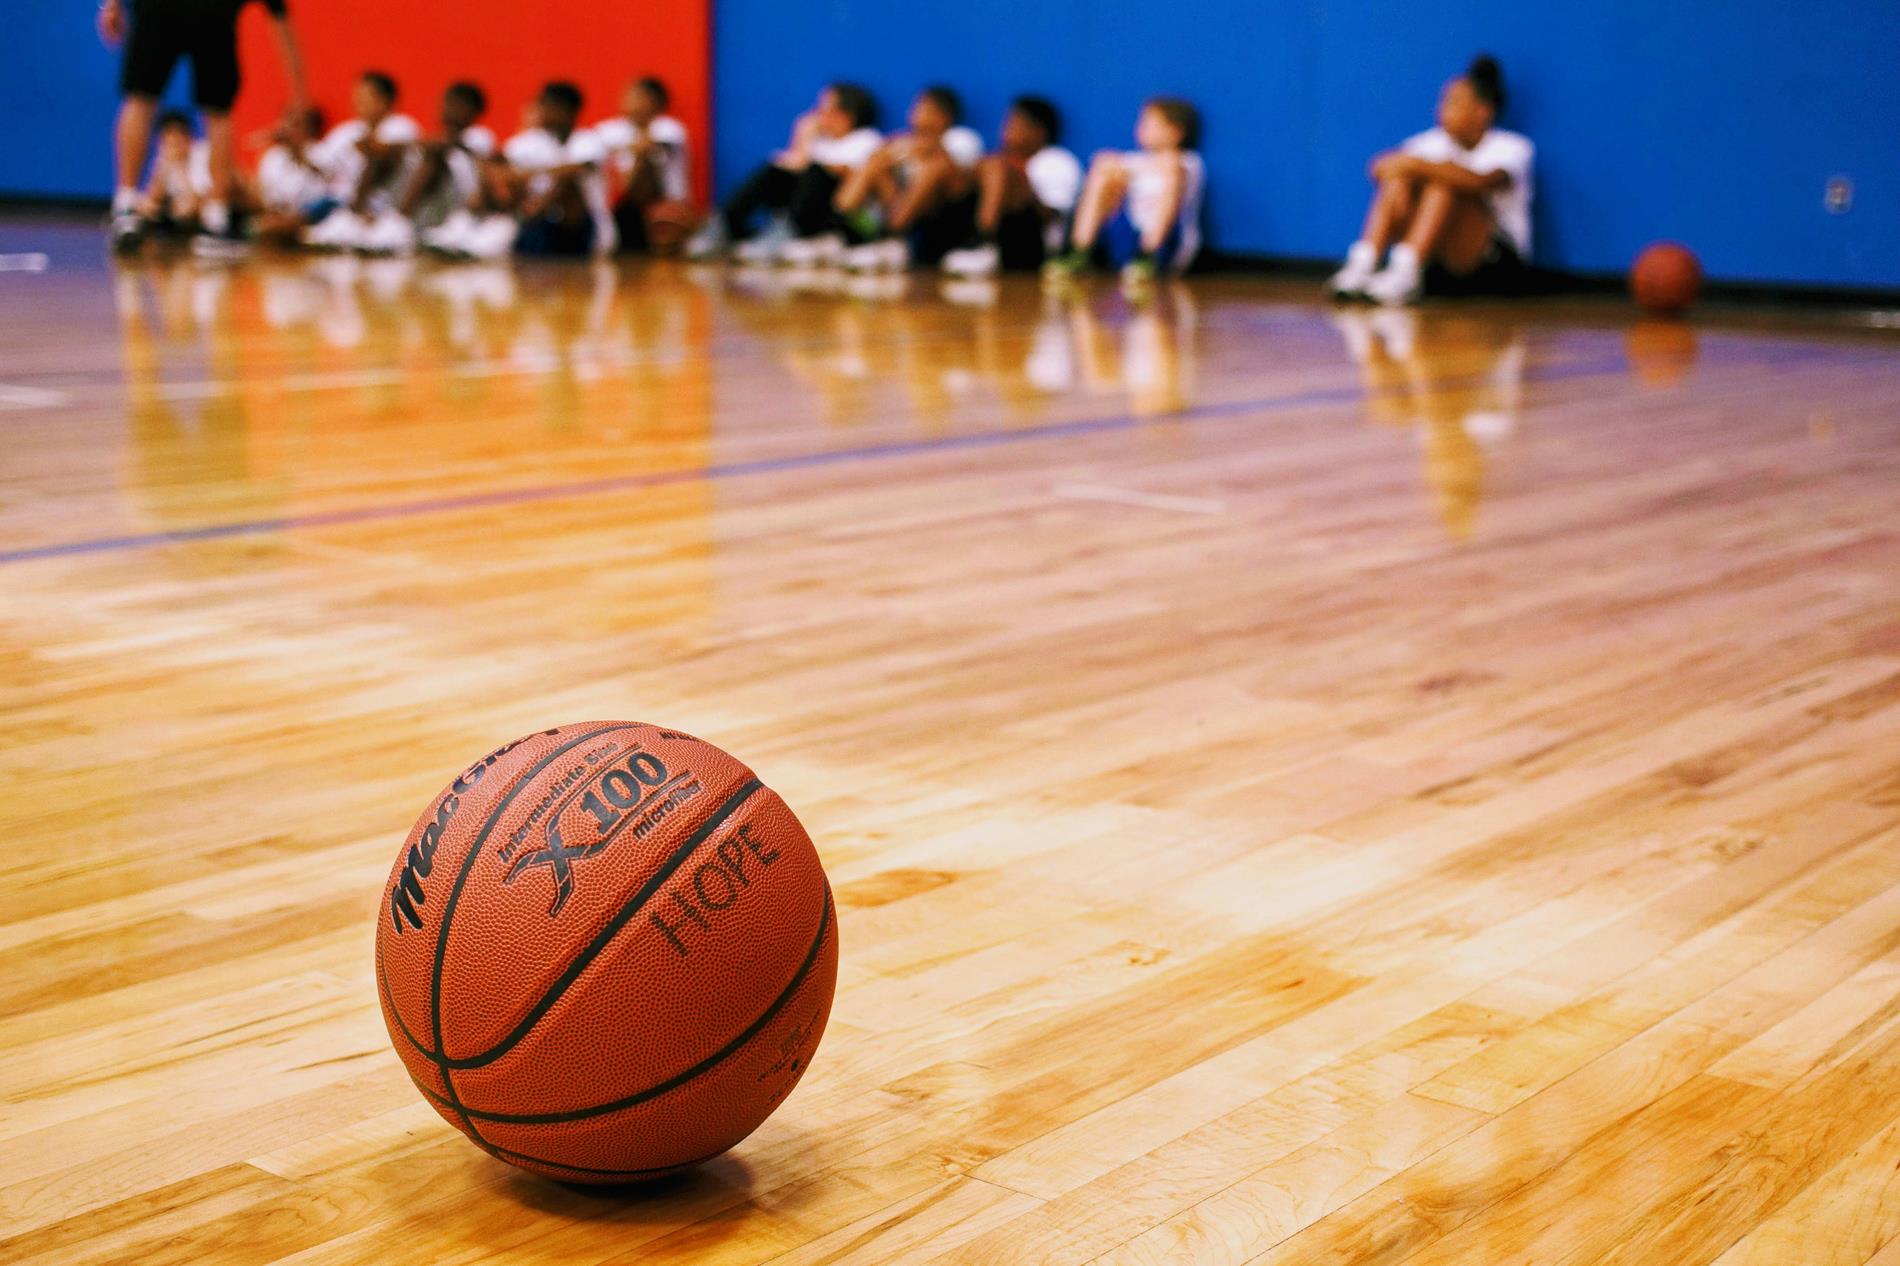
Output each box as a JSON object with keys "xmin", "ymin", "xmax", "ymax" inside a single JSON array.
[{"xmin": 694, "ymin": 861, "xmax": 739, "ymax": 910}]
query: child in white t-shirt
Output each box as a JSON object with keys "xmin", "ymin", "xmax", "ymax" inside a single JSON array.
[
  {"xmin": 305, "ymin": 71, "xmax": 423, "ymax": 249},
  {"xmin": 821, "ymin": 85, "xmax": 985, "ymax": 272},
  {"xmin": 135, "ymin": 109, "xmax": 211, "ymax": 234},
  {"xmin": 358, "ymin": 81, "xmax": 494, "ymax": 255},
  {"xmin": 701, "ymin": 83, "xmax": 881, "ymax": 263},
  {"xmin": 449, "ymin": 81, "xmax": 614, "ymax": 260},
  {"xmin": 251, "ymin": 104, "xmax": 333, "ymax": 245},
  {"xmin": 943, "ymin": 95, "xmax": 1082, "ymax": 277},
  {"xmin": 1045, "ymin": 97, "xmax": 1204, "ymax": 294},
  {"xmin": 1329, "ymin": 55, "xmax": 1534, "ymax": 305},
  {"xmin": 594, "ymin": 76, "xmax": 694, "ymax": 254}
]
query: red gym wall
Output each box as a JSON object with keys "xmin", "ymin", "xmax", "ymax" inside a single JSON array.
[{"xmin": 229, "ymin": 2, "xmax": 712, "ymax": 204}]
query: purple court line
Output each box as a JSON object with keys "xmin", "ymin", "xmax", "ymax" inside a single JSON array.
[{"xmin": 0, "ymin": 355, "xmax": 1631, "ymax": 567}]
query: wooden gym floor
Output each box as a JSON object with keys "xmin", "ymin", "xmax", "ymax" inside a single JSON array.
[{"xmin": 4, "ymin": 217, "xmax": 1900, "ymax": 1264}]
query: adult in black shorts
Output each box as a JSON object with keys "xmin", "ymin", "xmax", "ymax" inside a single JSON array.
[{"xmin": 99, "ymin": 0, "xmax": 307, "ymax": 249}]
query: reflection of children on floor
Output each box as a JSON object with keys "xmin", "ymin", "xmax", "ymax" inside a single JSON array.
[
  {"xmin": 1330, "ymin": 307, "xmax": 1526, "ymax": 537},
  {"xmin": 1064, "ymin": 282, "xmax": 1199, "ymax": 415}
]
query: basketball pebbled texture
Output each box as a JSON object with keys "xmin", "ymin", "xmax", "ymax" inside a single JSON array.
[{"xmin": 375, "ymin": 722, "xmax": 837, "ymax": 1183}]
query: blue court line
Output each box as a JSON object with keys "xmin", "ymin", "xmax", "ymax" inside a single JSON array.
[{"xmin": 0, "ymin": 356, "xmax": 1627, "ymax": 567}]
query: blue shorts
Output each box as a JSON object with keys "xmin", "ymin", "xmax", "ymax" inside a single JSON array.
[
  {"xmin": 300, "ymin": 196, "xmax": 340, "ymax": 224},
  {"xmin": 516, "ymin": 212, "xmax": 596, "ymax": 258},
  {"xmin": 1101, "ymin": 208, "xmax": 1184, "ymax": 271}
]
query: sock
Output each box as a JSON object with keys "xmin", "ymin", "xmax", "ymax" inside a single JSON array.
[
  {"xmin": 1346, "ymin": 240, "xmax": 1377, "ymax": 269},
  {"xmin": 113, "ymin": 187, "xmax": 139, "ymax": 215},
  {"xmin": 202, "ymin": 200, "xmax": 229, "ymax": 234},
  {"xmin": 1386, "ymin": 242, "xmax": 1420, "ymax": 278}
]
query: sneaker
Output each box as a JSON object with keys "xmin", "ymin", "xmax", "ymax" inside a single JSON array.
[
  {"xmin": 1041, "ymin": 249, "xmax": 1088, "ymax": 285},
  {"xmin": 463, "ymin": 214, "xmax": 519, "ymax": 261},
  {"xmin": 1327, "ymin": 242, "xmax": 1381, "ymax": 300},
  {"xmin": 359, "ymin": 210, "xmax": 416, "ymax": 256},
  {"xmin": 843, "ymin": 238, "xmax": 909, "ymax": 273},
  {"xmin": 190, "ymin": 228, "xmax": 251, "ymax": 261},
  {"xmin": 684, "ymin": 222, "xmax": 727, "ymax": 260},
  {"xmin": 779, "ymin": 234, "xmax": 844, "ymax": 268},
  {"xmin": 1363, "ymin": 250, "xmax": 1423, "ymax": 307},
  {"xmin": 732, "ymin": 235, "xmax": 784, "ymax": 266},
  {"xmin": 942, "ymin": 243, "xmax": 999, "ymax": 278},
  {"xmin": 109, "ymin": 209, "xmax": 147, "ymax": 254},
  {"xmin": 306, "ymin": 209, "xmax": 368, "ymax": 251},
  {"xmin": 1119, "ymin": 256, "xmax": 1159, "ymax": 297},
  {"xmin": 420, "ymin": 209, "xmax": 477, "ymax": 257}
]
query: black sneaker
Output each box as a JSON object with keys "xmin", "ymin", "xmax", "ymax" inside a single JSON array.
[{"xmin": 109, "ymin": 209, "xmax": 146, "ymax": 254}]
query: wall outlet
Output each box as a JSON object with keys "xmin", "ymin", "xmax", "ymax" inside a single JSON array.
[{"xmin": 1825, "ymin": 175, "xmax": 1853, "ymax": 214}]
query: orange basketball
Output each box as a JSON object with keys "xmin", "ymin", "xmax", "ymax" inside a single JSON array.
[
  {"xmin": 376, "ymin": 722, "xmax": 836, "ymax": 1183},
  {"xmin": 1630, "ymin": 242, "xmax": 1703, "ymax": 316}
]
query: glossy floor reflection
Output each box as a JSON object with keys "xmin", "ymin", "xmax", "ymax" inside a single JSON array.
[{"xmin": 6, "ymin": 227, "xmax": 1900, "ymax": 1265}]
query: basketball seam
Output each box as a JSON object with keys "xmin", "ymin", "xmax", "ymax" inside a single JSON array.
[
  {"xmin": 449, "ymin": 882, "xmax": 833, "ymax": 1125},
  {"xmin": 441, "ymin": 776, "xmax": 764, "ymax": 1070},
  {"xmin": 427, "ymin": 723, "xmax": 644, "ymax": 1149}
]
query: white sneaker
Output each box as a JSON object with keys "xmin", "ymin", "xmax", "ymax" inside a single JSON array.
[
  {"xmin": 733, "ymin": 235, "xmax": 783, "ymax": 266},
  {"xmin": 779, "ymin": 234, "xmax": 844, "ymax": 268},
  {"xmin": 942, "ymin": 243, "xmax": 999, "ymax": 278},
  {"xmin": 306, "ymin": 209, "xmax": 368, "ymax": 251},
  {"xmin": 843, "ymin": 238, "xmax": 908, "ymax": 273},
  {"xmin": 420, "ymin": 209, "xmax": 476, "ymax": 256},
  {"xmin": 1363, "ymin": 244, "xmax": 1423, "ymax": 307},
  {"xmin": 684, "ymin": 223, "xmax": 727, "ymax": 260},
  {"xmin": 360, "ymin": 210, "xmax": 416, "ymax": 256},
  {"xmin": 1327, "ymin": 241, "xmax": 1380, "ymax": 299},
  {"xmin": 464, "ymin": 214, "xmax": 519, "ymax": 261}
]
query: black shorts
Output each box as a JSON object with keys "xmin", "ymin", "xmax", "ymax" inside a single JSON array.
[
  {"xmin": 1424, "ymin": 232, "xmax": 1531, "ymax": 298},
  {"xmin": 121, "ymin": 0, "xmax": 270, "ymax": 110},
  {"xmin": 995, "ymin": 206, "xmax": 1050, "ymax": 271},
  {"xmin": 905, "ymin": 191, "xmax": 977, "ymax": 266}
]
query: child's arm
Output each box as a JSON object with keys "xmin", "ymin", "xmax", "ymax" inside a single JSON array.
[{"xmin": 1406, "ymin": 160, "xmax": 1511, "ymax": 195}]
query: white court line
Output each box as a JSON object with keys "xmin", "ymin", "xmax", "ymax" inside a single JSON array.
[
  {"xmin": 0, "ymin": 253, "xmax": 49, "ymax": 273},
  {"xmin": 0, "ymin": 384, "xmax": 70, "ymax": 409},
  {"xmin": 1052, "ymin": 481, "xmax": 1228, "ymax": 516}
]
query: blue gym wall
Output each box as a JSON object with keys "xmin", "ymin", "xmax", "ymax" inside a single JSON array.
[
  {"xmin": 712, "ymin": 0, "xmax": 1900, "ymax": 289},
  {"xmin": 5, "ymin": 2, "xmax": 1896, "ymax": 287}
]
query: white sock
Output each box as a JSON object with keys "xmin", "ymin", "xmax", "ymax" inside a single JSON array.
[
  {"xmin": 113, "ymin": 187, "xmax": 139, "ymax": 214},
  {"xmin": 202, "ymin": 201, "xmax": 229, "ymax": 234},
  {"xmin": 1346, "ymin": 240, "xmax": 1377, "ymax": 269},
  {"xmin": 1386, "ymin": 242, "xmax": 1420, "ymax": 277}
]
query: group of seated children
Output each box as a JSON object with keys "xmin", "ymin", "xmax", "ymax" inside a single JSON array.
[
  {"xmin": 699, "ymin": 83, "xmax": 1204, "ymax": 292},
  {"xmin": 130, "ymin": 52, "xmax": 1531, "ymax": 305},
  {"xmin": 133, "ymin": 70, "xmax": 692, "ymax": 262}
]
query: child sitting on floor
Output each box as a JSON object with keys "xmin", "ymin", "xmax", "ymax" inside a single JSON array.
[
  {"xmin": 593, "ymin": 75, "xmax": 695, "ymax": 254},
  {"xmin": 1044, "ymin": 97, "xmax": 1204, "ymax": 293},
  {"xmin": 941, "ymin": 95, "xmax": 1081, "ymax": 277},
  {"xmin": 819, "ymin": 85, "xmax": 985, "ymax": 272}
]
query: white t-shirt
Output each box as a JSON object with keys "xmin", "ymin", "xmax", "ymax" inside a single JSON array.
[
  {"xmin": 591, "ymin": 114, "xmax": 692, "ymax": 201},
  {"xmin": 1026, "ymin": 146, "xmax": 1082, "ymax": 213},
  {"xmin": 504, "ymin": 126, "xmax": 615, "ymax": 250},
  {"xmin": 153, "ymin": 140, "xmax": 212, "ymax": 205},
  {"xmin": 1400, "ymin": 126, "xmax": 1534, "ymax": 256},
  {"xmin": 942, "ymin": 126, "xmax": 983, "ymax": 168},
  {"xmin": 810, "ymin": 127, "xmax": 882, "ymax": 170},
  {"xmin": 437, "ymin": 125, "xmax": 497, "ymax": 206},
  {"xmin": 311, "ymin": 114, "xmax": 423, "ymax": 199},
  {"xmin": 257, "ymin": 144, "xmax": 330, "ymax": 210},
  {"xmin": 1121, "ymin": 150, "xmax": 1206, "ymax": 268}
]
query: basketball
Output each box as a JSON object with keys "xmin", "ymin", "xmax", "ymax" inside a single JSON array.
[
  {"xmin": 1630, "ymin": 242, "xmax": 1703, "ymax": 315},
  {"xmin": 375, "ymin": 721, "xmax": 837, "ymax": 1183}
]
